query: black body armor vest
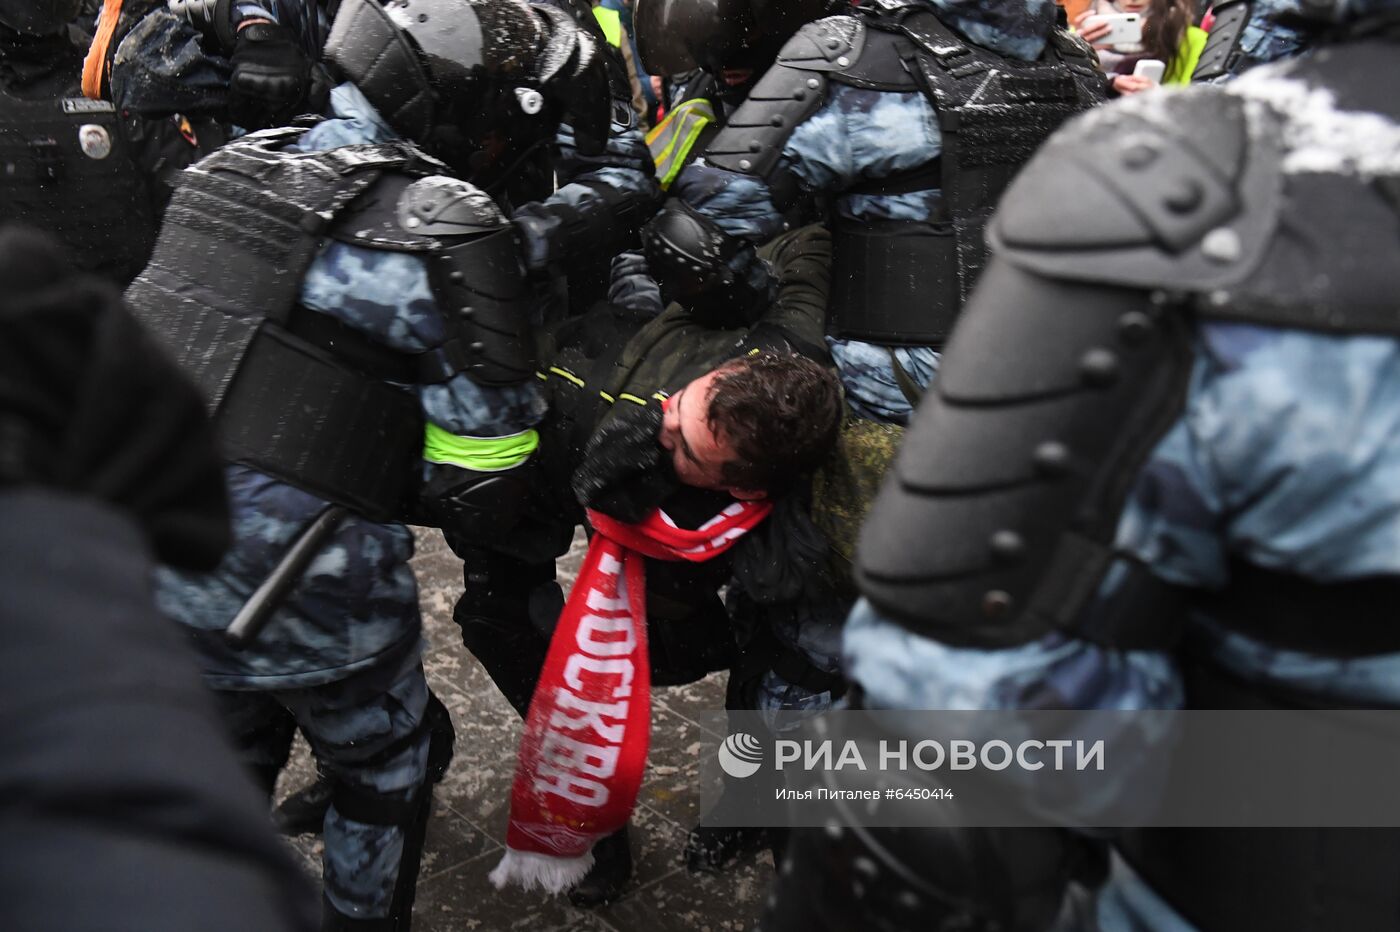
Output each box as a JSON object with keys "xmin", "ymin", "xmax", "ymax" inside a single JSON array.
[
  {"xmin": 126, "ymin": 126, "xmax": 534, "ymax": 523},
  {"xmin": 0, "ymin": 83, "xmax": 157, "ymax": 285},
  {"xmin": 706, "ymin": 5, "xmax": 1104, "ymax": 346},
  {"xmin": 834, "ymin": 9, "xmax": 1104, "ymax": 345}
]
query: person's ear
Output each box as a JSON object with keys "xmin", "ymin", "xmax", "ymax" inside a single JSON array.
[{"xmin": 729, "ymin": 487, "xmax": 768, "ymax": 502}]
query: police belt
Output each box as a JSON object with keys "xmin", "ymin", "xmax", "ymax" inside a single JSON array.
[
  {"xmin": 827, "ymin": 214, "xmax": 963, "ymax": 346},
  {"xmin": 826, "ymin": 159, "xmax": 958, "ymax": 347},
  {"xmin": 1197, "ymin": 559, "xmax": 1400, "ymax": 658}
]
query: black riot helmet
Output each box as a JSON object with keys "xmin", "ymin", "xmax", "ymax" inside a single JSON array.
[
  {"xmin": 324, "ymin": 0, "xmax": 611, "ymax": 175},
  {"xmin": 0, "ymin": 0, "xmax": 82, "ymax": 35},
  {"xmin": 635, "ymin": 0, "xmax": 833, "ymax": 75}
]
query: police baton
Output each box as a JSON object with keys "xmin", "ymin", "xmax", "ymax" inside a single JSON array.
[{"xmin": 224, "ymin": 504, "xmax": 350, "ymax": 649}]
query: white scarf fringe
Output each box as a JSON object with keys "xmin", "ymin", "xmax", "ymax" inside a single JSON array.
[{"xmin": 488, "ymin": 847, "xmax": 595, "ymax": 894}]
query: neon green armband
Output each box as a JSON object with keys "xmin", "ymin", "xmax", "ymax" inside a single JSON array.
[{"xmin": 423, "ymin": 422, "xmax": 538, "ymax": 472}]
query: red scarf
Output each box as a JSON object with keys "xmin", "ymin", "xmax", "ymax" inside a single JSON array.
[{"xmin": 489, "ymin": 501, "xmax": 771, "ymax": 892}]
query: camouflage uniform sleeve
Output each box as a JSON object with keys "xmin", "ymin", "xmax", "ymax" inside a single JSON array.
[
  {"xmin": 511, "ymin": 121, "xmax": 661, "ymax": 275},
  {"xmin": 607, "ymin": 251, "xmax": 665, "ymax": 317},
  {"xmin": 300, "ymin": 241, "xmax": 546, "ymax": 439}
]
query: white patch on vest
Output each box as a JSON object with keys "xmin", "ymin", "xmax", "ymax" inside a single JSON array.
[
  {"xmin": 77, "ymin": 124, "xmax": 112, "ymax": 160},
  {"xmin": 1232, "ymin": 70, "xmax": 1400, "ymax": 178}
]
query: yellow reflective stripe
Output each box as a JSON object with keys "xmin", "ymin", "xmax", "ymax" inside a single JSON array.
[
  {"xmin": 647, "ymin": 98, "xmax": 716, "ymax": 190},
  {"xmin": 618, "ymin": 392, "xmax": 648, "ymax": 406},
  {"xmin": 422, "ymin": 423, "xmax": 538, "ymax": 472},
  {"xmin": 591, "ymin": 6, "xmax": 622, "ymax": 47},
  {"xmin": 535, "ymin": 371, "xmax": 548, "ymax": 380},
  {"xmin": 548, "ymin": 366, "xmax": 586, "ymax": 388},
  {"xmin": 652, "ymin": 392, "xmax": 669, "ymax": 403},
  {"xmin": 599, "ymin": 390, "xmax": 616, "ymax": 403}
]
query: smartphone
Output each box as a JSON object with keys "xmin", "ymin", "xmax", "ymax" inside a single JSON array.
[
  {"xmin": 1084, "ymin": 12, "xmax": 1143, "ymax": 46},
  {"xmin": 1133, "ymin": 58, "xmax": 1166, "ymax": 83}
]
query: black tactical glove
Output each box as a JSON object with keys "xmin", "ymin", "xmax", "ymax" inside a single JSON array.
[
  {"xmin": 571, "ymin": 402, "xmax": 680, "ymax": 524},
  {"xmin": 227, "ymin": 20, "xmax": 311, "ymax": 130},
  {"xmin": 0, "ymin": 226, "xmax": 230, "ymax": 570}
]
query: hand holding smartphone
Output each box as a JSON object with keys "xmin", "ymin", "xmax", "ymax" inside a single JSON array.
[
  {"xmin": 1132, "ymin": 58, "xmax": 1166, "ymax": 83},
  {"xmin": 1082, "ymin": 12, "xmax": 1143, "ymax": 46}
]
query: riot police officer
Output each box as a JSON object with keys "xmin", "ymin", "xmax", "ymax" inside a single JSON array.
[
  {"xmin": 770, "ymin": 1, "xmax": 1400, "ymax": 929},
  {"xmin": 126, "ymin": 1, "xmax": 635, "ymax": 928},
  {"xmin": 262, "ymin": 0, "xmax": 661, "ymax": 842}
]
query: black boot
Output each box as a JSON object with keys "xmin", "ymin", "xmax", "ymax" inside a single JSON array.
[
  {"xmin": 274, "ymin": 774, "xmax": 334, "ymax": 836},
  {"xmin": 567, "ymin": 826, "xmax": 633, "ymax": 908}
]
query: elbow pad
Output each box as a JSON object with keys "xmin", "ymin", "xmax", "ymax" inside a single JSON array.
[{"xmin": 640, "ymin": 199, "xmax": 746, "ymax": 300}]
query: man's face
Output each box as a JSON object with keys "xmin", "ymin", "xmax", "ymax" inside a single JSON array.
[{"xmin": 658, "ymin": 369, "xmax": 765, "ymax": 499}]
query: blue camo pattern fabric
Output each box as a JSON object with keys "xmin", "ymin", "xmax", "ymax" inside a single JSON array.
[
  {"xmin": 1200, "ymin": 0, "xmax": 1400, "ymax": 81},
  {"xmin": 272, "ymin": 650, "xmax": 431, "ymax": 918},
  {"xmin": 511, "ymin": 120, "xmax": 659, "ymax": 272},
  {"xmin": 848, "ymin": 322, "xmax": 1400, "ymax": 709}
]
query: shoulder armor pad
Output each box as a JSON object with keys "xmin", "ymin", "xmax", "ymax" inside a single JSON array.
[
  {"xmin": 834, "ymin": 21, "xmax": 921, "ymax": 91},
  {"xmin": 704, "ymin": 16, "xmax": 862, "ymax": 176},
  {"xmin": 990, "ymin": 88, "xmax": 1284, "ymax": 292},
  {"xmin": 855, "ymin": 256, "xmax": 1196, "ymax": 649},
  {"xmin": 397, "ymin": 176, "xmax": 508, "ymax": 237},
  {"xmin": 328, "ymin": 173, "xmax": 432, "ymax": 251},
  {"xmin": 776, "ymin": 15, "xmax": 866, "ymax": 71}
]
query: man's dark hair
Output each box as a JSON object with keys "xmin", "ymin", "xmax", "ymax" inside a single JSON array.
[{"xmin": 704, "ymin": 352, "xmax": 843, "ymax": 492}]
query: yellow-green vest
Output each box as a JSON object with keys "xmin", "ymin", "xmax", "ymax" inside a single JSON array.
[
  {"xmin": 591, "ymin": 6, "xmax": 622, "ymax": 47},
  {"xmin": 644, "ymin": 97, "xmax": 717, "ymax": 190}
]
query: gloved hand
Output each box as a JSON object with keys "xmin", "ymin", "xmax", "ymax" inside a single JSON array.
[
  {"xmin": 0, "ymin": 225, "xmax": 231, "ymax": 570},
  {"xmin": 227, "ymin": 20, "xmax": 311, "ymax": 130}
]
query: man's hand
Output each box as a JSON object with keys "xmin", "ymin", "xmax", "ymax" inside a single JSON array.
[{"xmin": 228, "ymin": 19, "xmax": 310, "ymax": 129}]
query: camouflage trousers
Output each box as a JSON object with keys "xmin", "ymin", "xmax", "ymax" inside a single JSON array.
[{"xmin": 214, "ymin": 645, "xmax": 433, "ymax": 921}]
